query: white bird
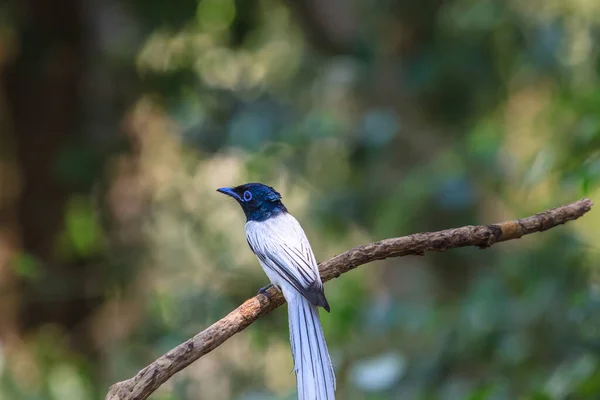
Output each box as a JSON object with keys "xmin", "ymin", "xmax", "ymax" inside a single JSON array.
[{"xmin": 218, "ymin": 183, "xmax": 336, "ymax": 400}]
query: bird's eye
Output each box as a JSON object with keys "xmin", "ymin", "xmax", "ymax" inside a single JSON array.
[{"xmin": 243, "ymin": 190, "xmax": 252, "ymax": 201}]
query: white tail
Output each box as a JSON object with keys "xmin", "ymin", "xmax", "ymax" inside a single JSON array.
[{"xmin": 286, "ymin": 290, "xmax": 336, "ymax": 400}]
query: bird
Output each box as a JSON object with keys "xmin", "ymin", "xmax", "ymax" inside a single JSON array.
[{"xmin": 217, "ymin": 183, "xmax": 336, "ymax": 400}]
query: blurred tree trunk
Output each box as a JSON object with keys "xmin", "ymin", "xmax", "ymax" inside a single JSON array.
[
  {"xmin": 0, "ymin": 0, "xmax": 144, "ymax": 363},
  {"xmin": 2, "ymin": 0, "xmax": 99, "ymax": 337},
  {"xmin": 0, "ymin": 98, "xmax": 19, "ymax": 340}
]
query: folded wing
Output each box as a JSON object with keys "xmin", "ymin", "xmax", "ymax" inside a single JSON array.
[{"xmin": 246, "ymin": 213, "xmax": 330, "ymax": 311}]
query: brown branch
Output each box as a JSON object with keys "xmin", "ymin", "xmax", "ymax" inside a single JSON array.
[{"xmin": 106, "ymin": 198, "xmax": 593, "ymax": 400}]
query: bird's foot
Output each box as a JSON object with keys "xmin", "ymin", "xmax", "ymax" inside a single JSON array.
[{"xmin": 258, "ymin": 283, "xmax": 275, "ymax": 299}]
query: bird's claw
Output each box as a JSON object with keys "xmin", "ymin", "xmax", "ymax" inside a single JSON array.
[{"xmin": 258, "ymin": 283, "xmax": 275, "ymax": 299}]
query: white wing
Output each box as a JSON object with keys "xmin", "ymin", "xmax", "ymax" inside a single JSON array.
[{"xmin": 245, "ymin": 212, "xmax": 329, "ymax": 310}]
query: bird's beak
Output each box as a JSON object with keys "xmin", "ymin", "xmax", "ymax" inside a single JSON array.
[{"xmin": 217, "ymin": 187, "xmax": 242, "ymax": 201}]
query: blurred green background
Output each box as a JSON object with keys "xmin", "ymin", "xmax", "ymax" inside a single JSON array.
[{"xmin": 1, "ymin": 0, "xmax": 600, "ymax": 399}]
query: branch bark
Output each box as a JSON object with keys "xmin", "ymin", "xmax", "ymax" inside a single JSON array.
[{"xmin": 106, "ymin": 198, "xmax": 593, "ymax": 400}]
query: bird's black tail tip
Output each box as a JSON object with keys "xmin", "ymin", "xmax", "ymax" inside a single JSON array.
[
  {"xmin": 320, "ymin": 296, "xmax": 331, "ymax": 313},
  {"xmin": 306, "ymin": 281, "xmax": 331, "ymax": 312}
]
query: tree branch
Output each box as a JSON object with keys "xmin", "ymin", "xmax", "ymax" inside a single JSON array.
[{"xmin": 106, "ymin": 198, "xmax": 593, "ymax": 400}]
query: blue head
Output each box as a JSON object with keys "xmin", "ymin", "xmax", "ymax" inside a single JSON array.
[{"xmin": 217, "ymin": 183, "xmax": 288, "ymax": 222}]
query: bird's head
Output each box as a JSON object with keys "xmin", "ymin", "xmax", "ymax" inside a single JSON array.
[{"xmin": 217, "ymin": 183, "xmax": 287, "ymax": 221}]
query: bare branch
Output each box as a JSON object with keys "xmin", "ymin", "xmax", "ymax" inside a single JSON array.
[{"xmin": 106, "ymin": 198, "xmax": 593, "ymax": 400}]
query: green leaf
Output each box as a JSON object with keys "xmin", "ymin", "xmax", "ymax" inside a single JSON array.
[{"xmin": 11, "ymin": 252, "xmax": 42, "ymax": 280}]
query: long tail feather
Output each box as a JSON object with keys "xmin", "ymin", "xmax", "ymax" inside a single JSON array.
[{"xmin": 286, "ymin": 291, "xmax": 336, "ymax": 400}]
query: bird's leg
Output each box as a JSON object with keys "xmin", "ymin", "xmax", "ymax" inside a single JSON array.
[{"xmin": 258, "ymin": 283, "xmax": 275, "ymax": 298}]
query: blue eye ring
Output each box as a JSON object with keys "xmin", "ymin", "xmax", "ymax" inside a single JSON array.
[{"xmin": 243, "ymin": 190, "xmax": 252, "ymax": 201}]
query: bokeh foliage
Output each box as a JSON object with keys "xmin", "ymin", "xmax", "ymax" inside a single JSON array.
[{"xmin": 0, "ymin": 0, "xmax": 599, "ymax": 399}]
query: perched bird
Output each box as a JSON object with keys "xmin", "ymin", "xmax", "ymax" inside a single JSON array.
[{"xmin": 218, "ymin": 183, "xmax": 336, "ymax": 400}]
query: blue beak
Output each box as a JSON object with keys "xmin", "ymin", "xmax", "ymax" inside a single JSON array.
[{"xmin": 217, "ymin": 187, "xmax": 242, "ymax": 201}]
